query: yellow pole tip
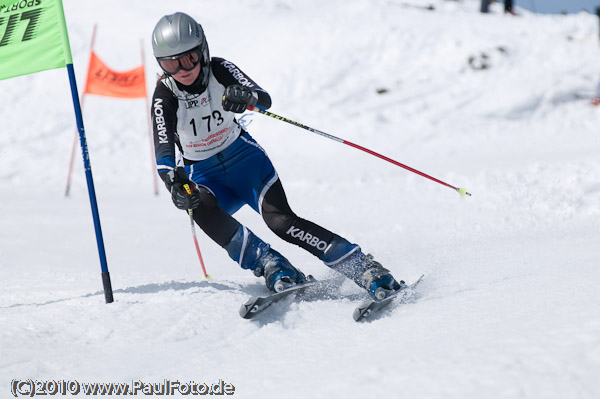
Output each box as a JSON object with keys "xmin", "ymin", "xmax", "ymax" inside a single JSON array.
[{"xmin": 458, "ymin": 187, "xmax": 467, "ymax": 196}]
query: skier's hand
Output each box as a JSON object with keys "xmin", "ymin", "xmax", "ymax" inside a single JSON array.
[
  {"xmin": 163, "ymin": 167, "xmax": 202, "ymax": 210},
  {"xmin": 171, "ymin": 181, "xmax": 202, "ymax": 210},
  {"xmin": 222, "ymin": 85, "xmax": 257, "ymax": 113}
]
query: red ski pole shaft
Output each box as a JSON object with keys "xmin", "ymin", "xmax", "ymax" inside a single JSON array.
[
  {"xmin": 188, "ymin": 210, "xmax": 209, "ymax": 278},
  {"xmin": 183, "ymin": 184, "xmax": 209, "ymax": 279},
  {"xmin": 248, "ymin": 106, "xmax": 471, "ymax": 197}
]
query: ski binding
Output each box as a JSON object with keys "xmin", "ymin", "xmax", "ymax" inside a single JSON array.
[{"xmin": 353, "ymin": 274, "xmax": 424, "ymax": 322}]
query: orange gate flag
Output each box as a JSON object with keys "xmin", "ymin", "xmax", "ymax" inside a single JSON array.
[{"xmin": 84, "ymin": 50, "xmax": 147, "ymax": 98}]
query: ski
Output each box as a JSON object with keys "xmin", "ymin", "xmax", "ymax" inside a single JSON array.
[
  {"xmin": 239, "ymin": 276, "xmax": 317, "ymax": 319},
  {"xmin": 353, "ymin": 274, "xmax": 424, "ymax": 322}
]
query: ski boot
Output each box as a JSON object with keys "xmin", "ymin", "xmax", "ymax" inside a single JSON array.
[
  {"xmin": 328, "ymin": 248, "xmax": 404, "ymax": 301},
  {"xmin": 225, "ymin": 226, "xmax": 305, "ymax": 292},
  {"xmin": 255, "ymin": 250, "xmax": 306, "ymax": 293}
]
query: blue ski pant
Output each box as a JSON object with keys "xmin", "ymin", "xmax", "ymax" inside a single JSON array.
[{"xmin": 184, "ymin": 132, "xmax": 355, "ymax": 264}]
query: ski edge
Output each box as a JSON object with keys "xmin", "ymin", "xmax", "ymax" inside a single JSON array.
[{"xmin": 239, "ymin": 276, "xmax": 317, "ymax": 319}]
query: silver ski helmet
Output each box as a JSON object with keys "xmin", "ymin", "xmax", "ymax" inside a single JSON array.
[{"xmin": 152, "ymin": 13, "xmax": 210, "ymax": 84}]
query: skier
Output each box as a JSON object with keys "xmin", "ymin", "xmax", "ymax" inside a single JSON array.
[{"xmin": 150, "ymin": 12, "xmax": 404, "ymax": 300}]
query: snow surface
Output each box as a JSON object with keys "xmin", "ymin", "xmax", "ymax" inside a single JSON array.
[{"xmin": 1, "ymin": 0, "xmax": 600, "ymax": 398}]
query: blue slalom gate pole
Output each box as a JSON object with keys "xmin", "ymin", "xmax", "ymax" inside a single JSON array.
[{"xmin": 66, "ymin": 63, "xmax": 114, "ymax": 304}]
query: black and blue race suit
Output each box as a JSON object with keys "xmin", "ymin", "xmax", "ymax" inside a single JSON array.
[{"xmin": 151, "ymin": 57, "xmax": 356, "ymax": 267}]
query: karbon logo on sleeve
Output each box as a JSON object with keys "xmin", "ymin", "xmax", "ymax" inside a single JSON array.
[
  {"xmin": 153, "ymin": 98, "xmax": 168, "ymax": 144},
  {"xmin": 220, "ymin": 60, "xmax": 254, "ymax": 88}
]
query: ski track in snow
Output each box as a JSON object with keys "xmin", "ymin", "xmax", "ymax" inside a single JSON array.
[{"xmin": 1, "ymin": 1, "xmax": 600, "ymax": 398}]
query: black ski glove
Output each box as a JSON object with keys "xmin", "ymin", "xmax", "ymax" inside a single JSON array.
[
  {"xmin": 222, "ymin": 85, "xmax": 257, "ymax": 113},
  {"xmin": 163, "ymin": 167, "xmax": 202, "ymax": 210}
]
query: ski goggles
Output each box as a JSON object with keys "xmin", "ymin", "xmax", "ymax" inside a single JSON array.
[{"xmin": 157, "ymin": 49, "xmax": 201, "ymax": 75}]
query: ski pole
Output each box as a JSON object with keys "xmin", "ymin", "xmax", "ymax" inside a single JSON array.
[
  {"xmin": 248, "ymin": 106, "xmax": 471, "ymax": 197},
  {"xmin": 183, "ymin": 184, "xmax": 210, "ymax": 279}
]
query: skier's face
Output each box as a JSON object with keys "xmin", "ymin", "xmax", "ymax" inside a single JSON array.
[{"xmin": 172, "ymin": 61, "xmax": 201, "ymax": 86}]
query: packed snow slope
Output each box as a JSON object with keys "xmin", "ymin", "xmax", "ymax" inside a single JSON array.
[{"xmin": 1, "ymin": 1, "xmax": 600, "ymax": 398}]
